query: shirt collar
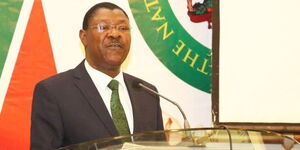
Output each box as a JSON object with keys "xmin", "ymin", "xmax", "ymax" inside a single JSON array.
[{"xmin": 84, "ymin": 60, "xmax": 126, "ymax": 89}]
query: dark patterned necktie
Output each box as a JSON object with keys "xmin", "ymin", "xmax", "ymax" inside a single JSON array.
[{"xmin": 108, "ymin": 80, "xmax": 130, "ymax": 135}]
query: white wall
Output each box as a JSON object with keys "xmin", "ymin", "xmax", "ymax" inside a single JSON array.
[{"xmin": 219, "ymin": 0, "xmax": 300, "ymax": 123}]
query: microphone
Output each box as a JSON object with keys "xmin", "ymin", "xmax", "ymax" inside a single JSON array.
[
  {"xmin": 218, "ymin": 125, "xmax": 233, "ymax": 150},
  {"xmin": 135, "ymin": 82, "xmax": 191, "ymax": 129}
]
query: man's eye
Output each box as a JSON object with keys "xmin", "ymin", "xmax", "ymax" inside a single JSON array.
[
  {"xmin": 118, "ymin": 26, "xmax": 129, "ymax": 31},
  {"xmin": 98, "ymin": 25, "xmax": 109, "ymax": 31}
]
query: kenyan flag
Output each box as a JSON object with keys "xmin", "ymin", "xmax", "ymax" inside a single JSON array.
[{"xmin": 0, "ymin": 0, "xmax": 57, "ymax": 149}]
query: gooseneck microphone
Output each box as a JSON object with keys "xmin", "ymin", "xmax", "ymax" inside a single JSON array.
[
  {"xmin": 136, "ymin": 82, "xmax": 191, "ymax": 129},
  {"xmin": 218, "ymin": 125, "xmax": 233, "ymax": 150}
]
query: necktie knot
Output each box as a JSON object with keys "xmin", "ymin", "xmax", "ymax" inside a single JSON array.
[{"xmin": 108, "ymin": 80, "xmax": 119, "ymax": 91}]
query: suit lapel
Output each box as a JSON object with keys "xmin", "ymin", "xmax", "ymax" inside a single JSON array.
[
  {"xmin": 123, "ymin": 73, "xmax": 146, "ymax": 133},
  {"xmin": 72, "ymin": 61, "xmax": 118, "ymax": 136}
]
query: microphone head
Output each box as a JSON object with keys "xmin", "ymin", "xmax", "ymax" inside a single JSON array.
[{"xmin": 132, "ymin": 81, "xmax": 142, "ymax": 89}]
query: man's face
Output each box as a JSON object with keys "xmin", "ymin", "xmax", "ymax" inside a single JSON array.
[{"xmin": 80, "ymin": 8, "xmax": 131, "ymax": 71}]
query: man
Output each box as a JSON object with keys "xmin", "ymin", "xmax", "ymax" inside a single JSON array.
[{"xmin": 30, "ymin": 2, "xmax": 163, "ymax": 150}]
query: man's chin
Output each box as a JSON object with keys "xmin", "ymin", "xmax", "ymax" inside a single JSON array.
[{"xmin": 107, "ymin": 60, "xmax": 124, "ymax": 67}]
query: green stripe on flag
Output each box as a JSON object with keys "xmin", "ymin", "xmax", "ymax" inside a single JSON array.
[{"xmin": 0, "ymin": 0, "xmax": 24, "ymax": 78}]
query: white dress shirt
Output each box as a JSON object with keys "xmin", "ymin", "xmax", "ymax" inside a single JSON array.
[{"xmin": 84, "ymin": 60, "xmax": 134, "ymax": 134}]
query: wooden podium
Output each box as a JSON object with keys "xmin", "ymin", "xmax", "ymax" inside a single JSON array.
[{"xmin": 58, "ymin": 128, "xmax": 299, "ymax": 150}]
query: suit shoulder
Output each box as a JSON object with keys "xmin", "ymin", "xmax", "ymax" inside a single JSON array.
[
  {"xmin": 123, "ymin": 73, "xmax": 157, "ymax": 90},
  {"xmin": 36, "ymin": 69, "xmax": 75, "ymax": 87}
]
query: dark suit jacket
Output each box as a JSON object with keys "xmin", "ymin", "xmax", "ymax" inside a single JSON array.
[{"xmin": 30, "ymin": 61, "xmax": 164, "ymax": 150}]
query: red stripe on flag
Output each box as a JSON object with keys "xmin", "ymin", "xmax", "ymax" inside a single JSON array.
[{"xmin": 0, "ymin": 0, "xmax": 57, "ymax": 149}]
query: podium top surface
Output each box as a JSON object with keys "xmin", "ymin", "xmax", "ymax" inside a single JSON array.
[{"xmin": 58, "ymin": 128, "xmax": 300, "ymax": 150}]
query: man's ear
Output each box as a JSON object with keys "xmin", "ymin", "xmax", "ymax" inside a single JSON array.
[{"xmin": 79, "ymin": 29, "xmax": 87, "ymax": 47}]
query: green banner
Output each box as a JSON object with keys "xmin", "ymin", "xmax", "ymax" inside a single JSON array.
[
  {"xmin": 129, "ymin": 0, "xmax": 212, "ymax": 93},
  {"xmin": 0, "ymin": 0, "xmax": 23, "ymax": 78}
]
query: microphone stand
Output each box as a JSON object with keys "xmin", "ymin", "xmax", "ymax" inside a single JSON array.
[
  {"xmin": 138, "ymin": 83, "xmax": 205, "ymax": 147},
  {"xmin": 138, "ymin": 83, "xmax": 191, "ymax": 129}
]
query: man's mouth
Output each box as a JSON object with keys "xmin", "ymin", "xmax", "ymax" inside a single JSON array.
[{"xmin": 107, "ymin": 42, "xmax": 122, "ymax": 48}]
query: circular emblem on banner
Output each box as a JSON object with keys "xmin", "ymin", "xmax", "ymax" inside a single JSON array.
[{"xmin": 129, "ymin": 0, "xmax": 212, "ymax": 93}]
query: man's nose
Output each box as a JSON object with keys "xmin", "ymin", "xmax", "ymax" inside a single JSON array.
[{"xmin": 107, "ymin": 27, "xmax": 121, "ymax": 39}]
